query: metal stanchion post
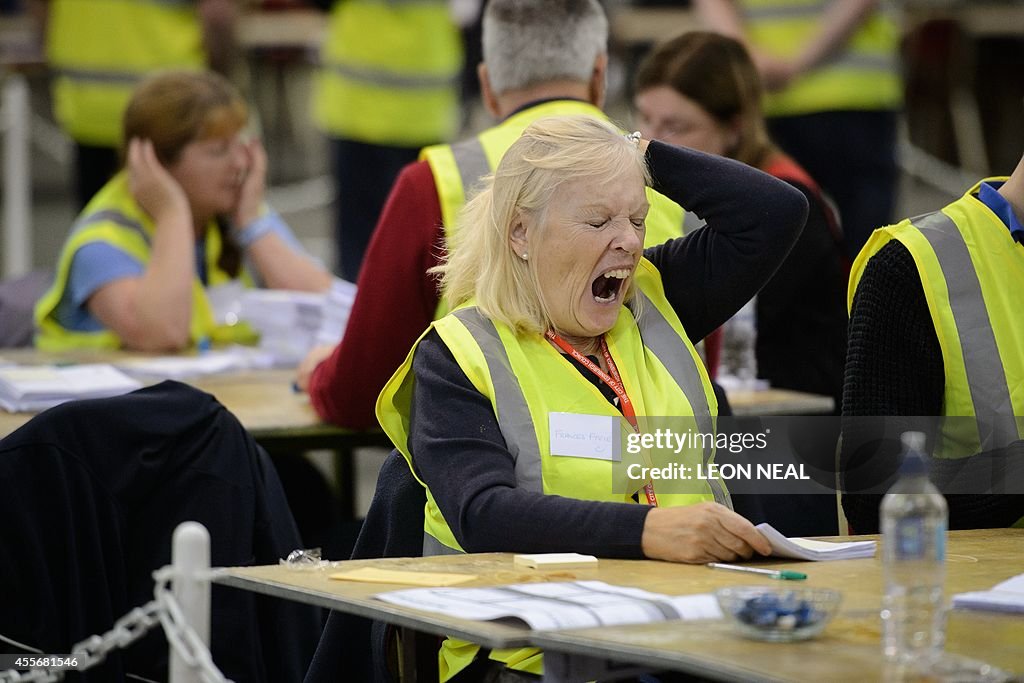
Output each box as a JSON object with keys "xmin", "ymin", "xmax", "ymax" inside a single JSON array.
[
  {"xmin": 2, "ymin": 72, "xmax": 31, "ymax": 279},
  {"xmin": 169, "ymin": 521, "xmax": 211, "ymax": 683}
]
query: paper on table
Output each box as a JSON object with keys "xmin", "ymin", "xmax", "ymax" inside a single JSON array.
[
  {"xmin": 0, "ymin": 364, "xmax": 142, "ymax": 412},
  {"xmin": 376, "ymin": 580, "xmax": 721, "ymax": 631},
  {"xmin": 116, "ymin": 353, "xmax": 243, "ymax": 379},
  {"xmin": 755, "ymin": 522, "xmax": 876, "ymax": 561},
  {"xmin": 952, "ymin": 573, "xmax": 1024, "ymax": 613},
  {"xmin": 513, "ymin": 553, "xmax": 598, "ymax": 569},
  {"xmin": 114, "ymin": 347, "xmax": 277, "ymax": 379},
  {"xmin": 329, "ymin": 567, "xmax": 478, "ymax": 586}
]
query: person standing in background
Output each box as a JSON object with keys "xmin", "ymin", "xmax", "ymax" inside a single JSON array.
[
  {"xmin": 33, "ymin": 0, "xmax": 238, "ymax": 209},
  {"xmin": 310, "ymin": 0, "xmax": 464, "ymax": 281},
  {"xmin": 696, "ymin": 0, "xmax": 901, "ymax": 259}
]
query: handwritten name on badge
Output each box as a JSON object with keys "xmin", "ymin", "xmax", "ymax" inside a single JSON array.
[{"xmin": 549, "ymin": 413, "xmax": 619, "ymax": 461}]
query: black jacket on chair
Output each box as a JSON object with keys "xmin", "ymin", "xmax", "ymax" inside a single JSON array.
[{"xmin": 0, "ymin": 381, "xmax": 323, "ymax": 682}]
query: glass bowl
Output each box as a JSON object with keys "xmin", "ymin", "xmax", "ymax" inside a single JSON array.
[{"xmin": 714, "ymin": 585, "xmax": 842, "ymax": 642}]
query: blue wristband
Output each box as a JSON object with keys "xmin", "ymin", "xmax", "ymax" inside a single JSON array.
[{"xmin": 233, "ymin": 211, "xmax": 279, "ymax": 249}]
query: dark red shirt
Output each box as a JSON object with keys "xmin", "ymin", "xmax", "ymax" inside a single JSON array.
[{"xmin": 308, "ymin": 160, "xmax": 445, "ymax": 429}]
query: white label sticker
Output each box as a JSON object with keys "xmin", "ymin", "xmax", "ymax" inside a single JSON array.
[{"xmin": 549, "ymin": 413, "xmax": 619, "ymax": 461}]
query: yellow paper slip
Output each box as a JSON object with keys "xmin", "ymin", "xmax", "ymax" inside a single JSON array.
[{"xmin": 328, "ymin": 567, "xmax": 477, "ymax": 586}]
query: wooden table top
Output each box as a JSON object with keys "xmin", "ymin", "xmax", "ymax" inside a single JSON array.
[
  {"xmin": 217, "ymin": 529, "xmax": 1024, "ymax": 677},
  {"xmin": 0, "ymin": 349, "xmax": 339, "ymax": 440},
  {"xmin": 535, "ymin": 528, "xmax": 1024, "ymax": 681},
  {"xmin": 1, "ymin": 350, "xmax": 834, "ymax": 439}
]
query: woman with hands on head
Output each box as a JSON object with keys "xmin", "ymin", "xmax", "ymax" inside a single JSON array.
[
  {"xmin": 375, "ymin": 115, "xmax": 807, "ymax": 680},
  {"xmin": 35, "ymin": 70, "xmax": 332, "ymax": 352}
]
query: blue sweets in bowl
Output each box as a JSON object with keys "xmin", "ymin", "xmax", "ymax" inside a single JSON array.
[{"xmin": 714, "ymin": 586, "xmax": 842, "ymax": 642}]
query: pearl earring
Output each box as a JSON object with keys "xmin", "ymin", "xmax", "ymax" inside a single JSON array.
[{"xmin": 521, "ymin": 252, "xmax": 528, "ymax": 261}]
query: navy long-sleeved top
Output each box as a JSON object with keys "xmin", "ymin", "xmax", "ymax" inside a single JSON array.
[{"xmin": 407, "ymin": 141, "xmax": 808, "ymax": 557}]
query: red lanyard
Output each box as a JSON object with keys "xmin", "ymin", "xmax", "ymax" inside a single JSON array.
[{"xmin": 545, "ymin": 330, "xmax": 659, "ymax": 506}]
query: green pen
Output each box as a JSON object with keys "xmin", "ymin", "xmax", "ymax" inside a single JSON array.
[{"xmin": 706, "ymin": 562, "xmax": 807, "ymax": 581}]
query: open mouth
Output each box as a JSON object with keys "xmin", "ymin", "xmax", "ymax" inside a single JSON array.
[{"xmin": 591, "ymin": 269, "xmax": 630, "ymax": 304}]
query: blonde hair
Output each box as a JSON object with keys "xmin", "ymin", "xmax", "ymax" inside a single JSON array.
[
  {"xmin": 434, "ymin": 115, "xmax": 650, "ymax": 335},
  {"xmin": 634, "ymin": 31, "xmax": 774, "ymax": 167}
]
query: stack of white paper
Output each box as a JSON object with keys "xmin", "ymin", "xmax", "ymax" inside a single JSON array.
[
  {"xmin": 953, "ymin": 573, "xmax": 1024, "ymax": 614},
  {"xmin": 314, "ymin": 279, "xmax": 356, "ymax": 347},
  {"xmin": 238, "ymin": 289, "xmax": 327, "ymax": 365},
  {"xmin": 756, "ymin": 522, "xmax": 876, "ymax": 561},
  {"xmin": 117, "ymin": 351, "xmax": 239, "ymax": 380},
  {"xmin": 376, "ymin": 580, "xmax": 721, "ymax": 631},
  {"xmin": 0, "ymin": 364, "xmax": 142, "ymax": 412},
  {"xmin": 114, "ymin": 346, "xmax": 277, "ymax": 380}
]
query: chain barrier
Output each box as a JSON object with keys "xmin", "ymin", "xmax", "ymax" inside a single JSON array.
[{"xmin": 0, "ymin": 567, "xmax": 231, "ymax": 683}]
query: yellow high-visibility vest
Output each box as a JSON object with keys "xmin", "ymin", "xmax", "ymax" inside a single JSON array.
[
  {"xmin": 850, "ymin": 179, "xmax": 1024, "ymax": 461},
  {"xmin": 47, "ymin": 0, "xmax": 205, "ymax": 146},
  {"xmin": 741, "ymin": 0, "xmax": 902, "ymax": 116},
  {"xmin": 35, "ymin": 172, "xmax": 257, "ymax": 350},
  {"xmin": 378, "ymin": 258, "xmax": 726, "ymax": 680},
  {"xmin": 313, "ymin": 0, "xmax": 462, "ymax": 146}
]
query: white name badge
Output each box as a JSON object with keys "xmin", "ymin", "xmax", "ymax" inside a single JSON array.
[{"xmin": 549, "ymin": 412, "xmax": 620, "ymax": 461}]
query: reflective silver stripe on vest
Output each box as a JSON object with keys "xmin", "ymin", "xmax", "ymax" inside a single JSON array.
[
  {"xmin": 450, "ymin": 137, "xmax": 490, "ymax": 200},
  {"xmin": 744, "ymin": 2, "xmax": 829, "ymax": 20},
  {"xmin": 52, "ymin": 68, "xmax": 145, "ymax": 85},
  {"xmin": 454, "ymin": 303, "xmax": 730, "ymax": 507},
  {"xmin": 73, "ymin": 210, "xmax": 150, "ymax": 245},
  {"xmin": 452, "ymin": 308, "xmax": 546, "ymax": 493},
  {"xmin": 915, "ymin": 210, "xmax": 1017, "ymax": 450},
  {"xmin": 822, "ymin": 52, "xmax": 899, "ymax": 74},
  {"xmin": 366, "ymin": 0, "xmax": 448, "ymax": 5},
  {"xmin": 631, "ymin": 291, "xmax": 729, "ymax": 507},
  {"xmin": 423, "ymin": 532, "xmax": 462, "ymax": 556},
  {"xmin": 322, "ymin": 61, "xmax": 459, "ymax": 90}
]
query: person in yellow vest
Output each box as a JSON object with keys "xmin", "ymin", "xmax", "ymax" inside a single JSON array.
[
  {"xmin": 35, "ymin": 70, "xmax": 332, "ymax": 352},
  {"xmin": 376, "ymin": 115, "xmax": 807, "ymax": 681},
  {"xmin": 310, "ymin": 0, "xmax": 464, "ymax": 281},
  {"xmin": 841, "ymin": 150, "xmax": 1024, "ymax": 534},
  {"xmin": 695, "ymin": 0, "xmax": 901, "ymax": 260},
  {"xmin": 298, "ymin": 0, "xmax": 694, "ymax": 431},
  {"xmin": 35, "ymin": 0, "xmax": 238, "ymax": 208}
]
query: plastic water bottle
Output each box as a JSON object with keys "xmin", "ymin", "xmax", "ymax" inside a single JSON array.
[
  {"xmin": 880, "ymin": 431, "xmax": 948, "ymax": 669},
  {"xmin": 724, "ymin": 298, "xmax": 758, "ymax": 386}
]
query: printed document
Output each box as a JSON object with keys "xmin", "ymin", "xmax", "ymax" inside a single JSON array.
[{"xmin": 376, "ymin": 580, "xmax": 721, "ymax": 630}]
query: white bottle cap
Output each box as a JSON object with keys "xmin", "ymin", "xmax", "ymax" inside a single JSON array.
[{"xmin": 901, "ymin": 431, "xmax": 926, "ymax": 454}]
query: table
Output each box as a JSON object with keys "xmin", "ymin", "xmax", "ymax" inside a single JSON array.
[
  {"xmin": 237, "ymin": 8, "xmax": 326, "ymax": 52},
  {"xmin": 727, "ymin": 387, "xmax": 833, "ymax": 416},
  {"xmin": 535, "ymin": 529, "xmax": 1024, "ymax": 681},
  {"xmin": 0, "ymin": 350, "xmax": 341, "ymax": 441},
  {"xmin": 216, "ymin": 529, "xmax": 1024, "ymax": 682}
]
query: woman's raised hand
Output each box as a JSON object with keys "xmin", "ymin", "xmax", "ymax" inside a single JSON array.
[
  {"xmin": 232, "ymin": 137, "xmax": 268, "ymax": 229},
  {"xmin": 641, "ymin": 502, "xmax": 773, "ymax": 564},
  {"xmin": 127, "ymin": 138, "xmax": 190, "ymax": 225}
]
